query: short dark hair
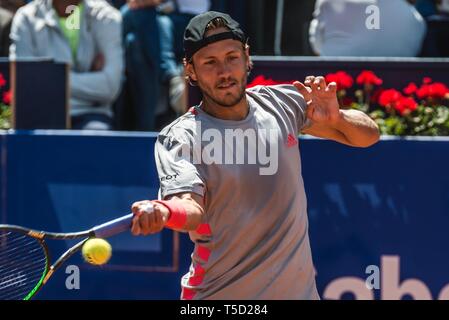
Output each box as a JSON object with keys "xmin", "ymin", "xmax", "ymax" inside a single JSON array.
[{"xmin": 205, "ymin": 17, "xmax": 230, "ymax": 32}]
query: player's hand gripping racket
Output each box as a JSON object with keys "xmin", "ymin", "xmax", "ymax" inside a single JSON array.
[{"xmin": 0, "ymin": 203, "xmax": 154, "ymax": 300}]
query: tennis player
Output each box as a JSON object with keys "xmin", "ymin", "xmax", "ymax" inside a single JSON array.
[{"xmin": 130, "ymin": 11, "xmax": 380, "ymax": 300}]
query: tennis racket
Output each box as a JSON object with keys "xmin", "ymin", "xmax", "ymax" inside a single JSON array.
[{"xmin": 0, "ymin": 203, "xmax": 153, "ymax": 300}]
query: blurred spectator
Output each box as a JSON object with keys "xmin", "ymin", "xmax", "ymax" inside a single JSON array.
[
  {"xmin": 0, "ymin": 0, "xmax": 25, "ymax": 57},
  {"xmin": 420, "ymin": 0, "xmax": 449, "ymax": 56},
  {"xmin": 0, "ymin": 0, "xmax": 26, "ymax": 12},
  {"xmin": 120, "ymin": 0, "xmax": 162, "ymax": 131},
  {"xmin": 436, "ymin": 0, "xmax": 449, "ymax": 12},
  {"xmin": 120, "ymin": 0, "xmax": 210, "ymax": 131},
  {"xmin": 9, "ymin": 0, "xmax": 124, "ymax": 130},
  {"xmin": 309, "ymin": 0, "xmax": 427, "ymax": 57},
  {"xmin": 158, "ymin": 1, "xmax": 210, "ymax": 114},
  {"xmin": 415, "ymin": 0, "xmax": 438, "ymax": 17},
  {"xmin": 0, "ymin": 7, "xmax": 12, "ymax": 56}
]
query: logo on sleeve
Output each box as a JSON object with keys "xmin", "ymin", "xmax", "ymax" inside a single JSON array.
[{"xmin": 160, "ymin": 174, "xmax": 179, "ymax": 182}]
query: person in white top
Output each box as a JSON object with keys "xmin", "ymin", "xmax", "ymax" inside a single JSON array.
[
  {"xmin": 309, "ymin": 0, "xmax": 427, "ymax": 57},
  {"xmin": 176, "ymin": 0, "xmax": 210, "ymax": 15}
]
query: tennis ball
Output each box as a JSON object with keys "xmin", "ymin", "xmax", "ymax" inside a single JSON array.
[{"xmin": 82, "ymin": 238, "xmax": 112, "ymax": 266}]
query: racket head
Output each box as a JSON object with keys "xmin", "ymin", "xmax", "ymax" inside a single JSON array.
[
  {"xmin": 0, "ymin": 212, "xmax": 133, "ymax": 300},
  {"xmin": 0, "ymin": 226, "xmax": 49, "ymax": 300}
]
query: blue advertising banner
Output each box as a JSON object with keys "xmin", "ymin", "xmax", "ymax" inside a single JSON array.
[
  {"xmin": 302, "ymin": 137, "xmax": 449, "ymax": 300},
  {"xmin": 0, "ymin": 131, "xmax": 448, "ymax": 299}
]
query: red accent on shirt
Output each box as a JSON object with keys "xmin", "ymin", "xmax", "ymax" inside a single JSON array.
[
  {"xmin": 196, "ymin": 223, "xmax": 212, "ymax": 236},
  {"xmin": 197, "ymin": 245, "xmax": 211, "ymax": 262},
  {"xmin": 287, "ymin": 133, "xmax": 298, "ymax": 147},
  {"xmin": 181, "ymin": 287, "xmax": 196, "ymax": 300}
]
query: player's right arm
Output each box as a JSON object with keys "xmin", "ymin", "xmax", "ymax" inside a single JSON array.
[
  {"xmin": 130, "ymin": 192, "xmax": 205, "ymax": 235},
  {"xmin": 131, "ymin": 123, "xmax": 206, "ymax": 236}
]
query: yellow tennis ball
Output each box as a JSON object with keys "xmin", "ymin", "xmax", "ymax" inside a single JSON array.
[{"xmin": 82, "ymin": 238, "xmax": 112, "ymax": 266}]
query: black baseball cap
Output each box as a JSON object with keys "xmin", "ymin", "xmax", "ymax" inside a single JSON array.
[{"xmin": 183, "ymin": 11, "xmax": 247, "ymax": 62}]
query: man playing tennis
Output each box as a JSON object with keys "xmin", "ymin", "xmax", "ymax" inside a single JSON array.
[{"xmin": 130, "ymin": 11, "xmax": 380, "ymax": 300}]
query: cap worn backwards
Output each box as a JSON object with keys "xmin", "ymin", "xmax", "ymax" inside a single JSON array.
[{"xmin": 183, "ymin": 11, "xmax": 247, "ymax": 61}]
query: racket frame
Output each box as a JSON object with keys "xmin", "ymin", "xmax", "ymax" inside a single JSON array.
[
  {"xmin": 0, "ymin": 225, "xmax": 93, "ymax": 300},
  {"xmin": 1, "ymin": 211, "xmax": 135, "ymax": 300}
]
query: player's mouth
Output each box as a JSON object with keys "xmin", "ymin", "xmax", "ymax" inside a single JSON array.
[{"xmin": 217, "ymin": 82, "xmax": 236, "ymax": 90}]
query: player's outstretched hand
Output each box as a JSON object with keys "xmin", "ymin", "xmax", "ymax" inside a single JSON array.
[{"xmin": 293, "ymin": 76, "xmax": 341, "ymax": 125}]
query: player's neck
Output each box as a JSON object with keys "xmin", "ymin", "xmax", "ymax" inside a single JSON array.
[{"xmin": 201, "ymin": 95, "xmax": 249, "ymax": 121}]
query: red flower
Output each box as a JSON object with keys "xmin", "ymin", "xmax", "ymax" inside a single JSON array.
[
  {"xmin": 356, "ymin": 70, "xmax": 383, "ymax": 86},
  {"xmin": 2, "ymin": 90, "xmax": 11, "ymax": 105},
  {"xmin": 378, "ymin": 89, "xmax": 402, "ymax": 107},
  {"xmin": 394, "ymin": 97, "xmax": 418, "ymax": 115},
  {"xmin": 423, "ymin": 77, "xmax": 433, "ymax": 84},
  {"xmin": 0, "ymin": 73, "xmax": 6, "ymax": 87},
  {"xmin": 246, "ymin": 75, "xmax": 291, "ymax": 88},
  {"xmin": 341, "ymin": 97, "xmax": 354, "ymax": 107},
  {"xmin": 416, "ymin": 85, "xmax": 430, "ymax": 99},
  {"xmin": 247, "ymin": 75, "xmax": 275, "ymax": 88},
  {"xmin": 370, "ymin": 88, "xmax": 384, "ymax": 104},
  {"xmin": 325, "ymin": 71, "xmax": 353, "ymax": 91},
  {"xmin": 416, "ymin": 82, "xmax": 449, "ymax": 100},
  {"xmin": 403, "ymin": 82, "xmax": 417, "ymax": 96},
  {"xmin": 430, "ymin": 82, "xmax": 448, "ymax": 99}
]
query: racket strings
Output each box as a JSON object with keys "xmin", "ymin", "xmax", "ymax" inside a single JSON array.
[
  {"xmin": 0, "ymin": 232, "xmax": 39, "ymax": 248},
  {"xmin": 0, "ymin": 241, "xmax": 44, "ymax": 261},
  {"xmin": 0, "ymin": 255, "xmax": 47, "ymax": 278},
  {"xmin": 0, "ymin": 268, "xmax": 46, "ymax": 300},
  {"xmin": 0, "ymin": 230, "xmax": 47, "ymax": 300}
]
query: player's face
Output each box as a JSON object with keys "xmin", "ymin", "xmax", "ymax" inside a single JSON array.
[{"xmin": 188, "ymin": 30, "xmax": 250, "ymax": 108}]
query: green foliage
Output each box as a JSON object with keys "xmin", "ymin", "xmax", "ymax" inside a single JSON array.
[{"xmin": 0, "ymin": 103, "xmax": 11, "ymax": 130}]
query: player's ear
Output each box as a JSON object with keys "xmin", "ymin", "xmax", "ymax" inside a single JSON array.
[
  {"xmin": 244, "ymin": 44, "xmax": 252, "ymax": 73},
  {"xmin": 244, "ymin": 44, "xmax": 250, "ymax": 58},
  {"xmin": 184, "ymin": 59, "xmax": 198, "ymax": 83}
]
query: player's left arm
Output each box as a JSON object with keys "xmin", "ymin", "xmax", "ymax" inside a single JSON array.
[{"xmin": 293, "ymin": 76, "xmax": 380, "ymax": 148}]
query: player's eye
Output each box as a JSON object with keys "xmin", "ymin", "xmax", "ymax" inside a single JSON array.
[{"xmin": 226, "ymin": 55, "xmax": 239, "ymax": 62}]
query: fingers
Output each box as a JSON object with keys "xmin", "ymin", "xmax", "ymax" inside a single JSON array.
[
  {"xmin": 152, "ymin": 204, "xmax": 165, "ymax": 233},
  {"xmin": 131, "ymin": 201, "xmax": 143, "ymax": 216},
  {"xmin": 294, "ymin": 75, "xmax": 328, "ymax": 103},
  {"xmin": 292, "ymin": 81, "xmax": 311, "ymax": 101},
  {"xmin": 138, "ymin": 211, "xmax": 151, "ymax": 235},
  {"xmin": 130, "ymin": 201, "xmax": 165, "ymax": 236},
  {"xmin": 154, "ymin": 207, "xmax": 163, "ymax": 230},
  {"xmin": 312, "ymin": 76, "xmax": 326, "ymax": 91},
  {"xmin": 131, "ymin": 201, "xmax": 145, "ymax": 236},
  {"xmin": 304, "ymin": 76, "xmax": 315, "ymax": 87},
  {"xmin": 131, "ymin": 215, "xmax": 141, "ymax": 236},
  {"xmin": 306, "ymin": 100, "xmax": 315, "ymax": 120},
  {"xmin": 326, "ymin": 81, "xmax": 337, "ymax": 93},
  {"xmin": 303, "ymin": 75, "xmax": 327, "ymax": 91}
]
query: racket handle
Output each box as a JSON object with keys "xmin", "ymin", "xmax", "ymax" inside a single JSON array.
[
  {"xmin": 92, "ymin": 213, "xmax": 134, "ymax": 238},
  {"xmin": 92, "ymin": 203, "xmax": 154, "ymax": 238}
]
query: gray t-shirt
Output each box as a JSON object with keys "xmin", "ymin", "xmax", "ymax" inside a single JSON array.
[{"xmin": 155, "ymin": 84, "xmax": 319, "ymax": 300}]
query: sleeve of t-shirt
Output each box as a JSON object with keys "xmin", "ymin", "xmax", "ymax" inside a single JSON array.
[
  {"xmin": 249, "ymin": 84, "xmax": 310, "ymax": 133},
  {"xmin": 155, "ymin": 128, "xmax": 206, "ymax": 199}
]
